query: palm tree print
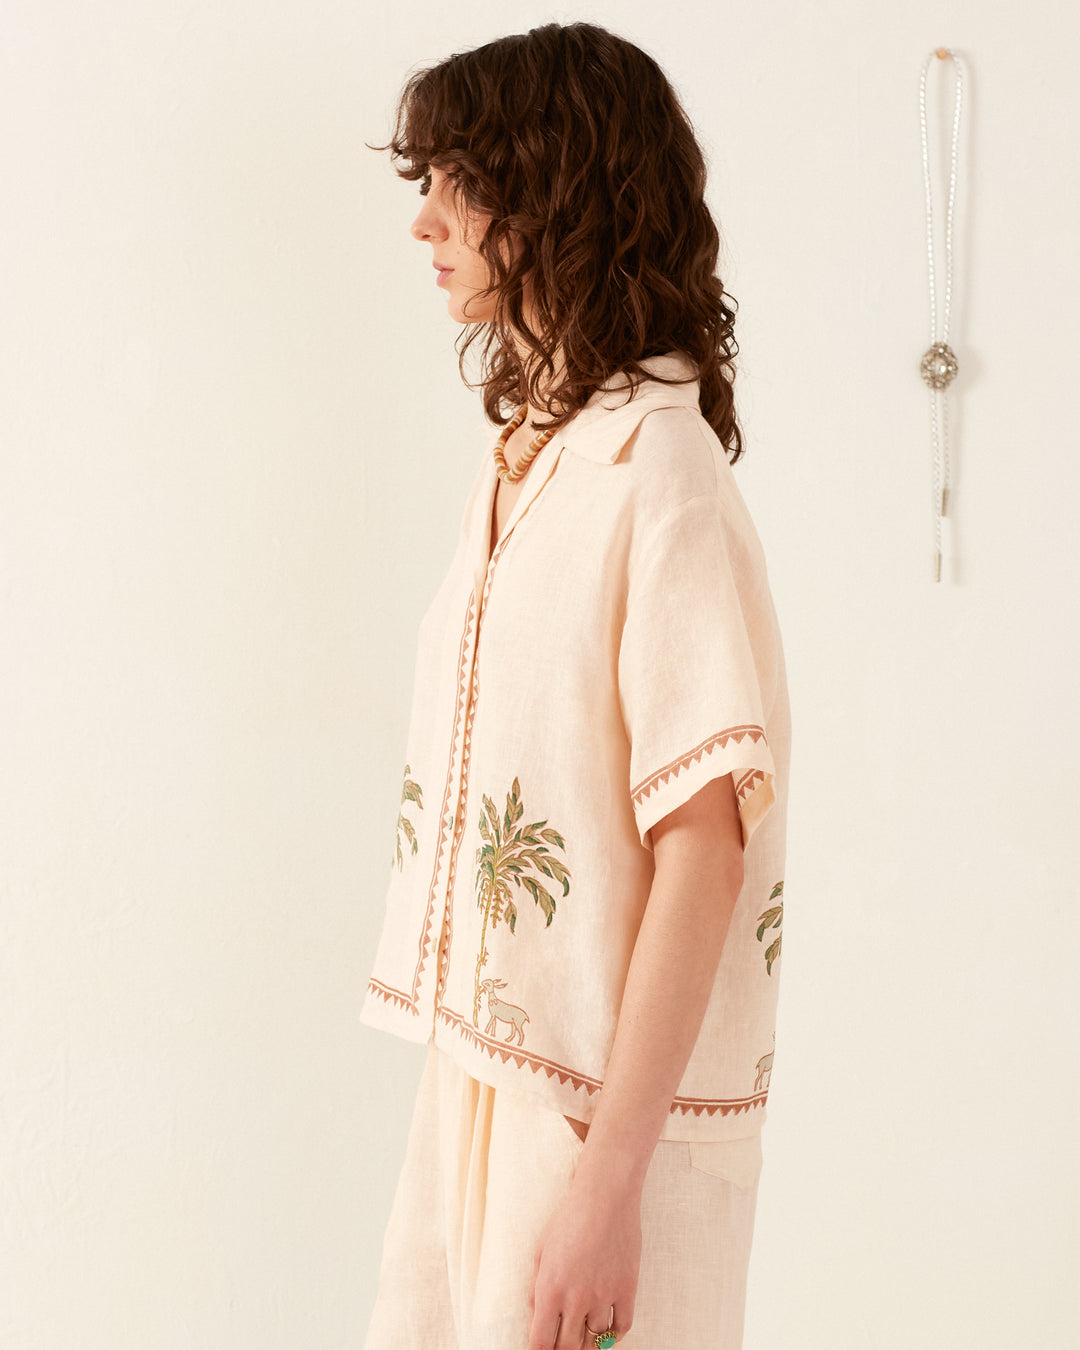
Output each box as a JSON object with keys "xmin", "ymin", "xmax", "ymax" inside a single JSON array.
[
  {"xmin": 756, "ymin": 880, "xmax": 784, "ymax": 975},
  {"xmin": 472, "ymin": 777, "xmax": 571, "ymax": 1026},
  {"xmin": 393, "ymin": 764, "xmax": 423, "ymax": 870}
]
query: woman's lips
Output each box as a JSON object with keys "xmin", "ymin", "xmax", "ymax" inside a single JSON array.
[{"xmin": 435, "ymin": 267, "xmax": 453, "ymax": 286}]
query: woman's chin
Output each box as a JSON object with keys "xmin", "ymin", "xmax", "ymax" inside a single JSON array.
[{"xmin": 454, "ymin": 298, "xmax": 496, "ymax": 325}]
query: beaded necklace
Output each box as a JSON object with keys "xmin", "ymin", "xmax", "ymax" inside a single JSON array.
[{"xmin": 491, "ymin": 405, "xmax": 557, "ymax": 484}]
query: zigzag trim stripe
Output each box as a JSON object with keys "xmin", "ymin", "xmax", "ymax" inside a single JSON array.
[
  {"xmin": 673, "ymin": 1095, "xmax": 767, "ymax": 1118},
  {"xmin": 440, "ymin": 1006, "xmax": 604, "ymax": 1095},
  {"xmin": 411, "ymin": 601, "xmax": 475, "ymax": 1001},
  {"xmin": 436, "ymin": 660, "xmax": 479, "ymax": 1001},
  {"xmin": 368, "ymin": 979, "xmax": 419, "ymax": 1014},
  {"xmin": 631, "ymin": 726, "xmax": 768, "ymax": 808},
  {"xmin": 735, "ymin": 768, "xmax": 768, "ymax": 802},
  {"xmin": 438, "ymin": 1006, "xmax": 768, "ymax": 1117}
]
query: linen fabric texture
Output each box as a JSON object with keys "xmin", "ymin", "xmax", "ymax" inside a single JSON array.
[
  {"xmin": 364, "ymin": 1044, "xmax": 762, "ymax": 1350},
  {"xmin": 360, "ymin": 350, "xmax": 790, "ymax": 1141}
]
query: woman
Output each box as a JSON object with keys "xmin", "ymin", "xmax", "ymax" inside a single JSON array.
[{"xmin": 361, "ymin": 21, "xmax": 789, "ymax": 1350}]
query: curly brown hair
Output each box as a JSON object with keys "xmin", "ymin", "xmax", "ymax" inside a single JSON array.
[{"xmin": 372, "ymin": 21, "xmax": 744, "ymax": 462}]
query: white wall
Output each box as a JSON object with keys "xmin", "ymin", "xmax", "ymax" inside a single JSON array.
[{"xmin": 2, "ymin": 2, "xmax": 1077, "ymax": 1347}]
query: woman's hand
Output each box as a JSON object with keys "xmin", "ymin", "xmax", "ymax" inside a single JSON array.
[
  {"xmin": 526, "ymin": 1162, "xmax": 642, "ymax": 1350},
  {"xmin": 526, "ymin": 774, "xmax": 744, "ymax": 1349}
]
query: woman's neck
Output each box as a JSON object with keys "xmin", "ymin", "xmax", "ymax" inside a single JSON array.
[{"xmin": 512, "ymin": 335, "xmax": 567, "ymax": 426}]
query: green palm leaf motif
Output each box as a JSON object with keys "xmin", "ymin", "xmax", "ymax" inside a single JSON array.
[
  {"xmin": 756, "ymin": 880, "xmax": 784, "ymax": 975},
  {"xmin": 393, "ymin": 764, "xmax": 424, "ymax": 870},
  {"xmin": 472, "ymin": 777, "xmax": 571, "ymax": 1025}
]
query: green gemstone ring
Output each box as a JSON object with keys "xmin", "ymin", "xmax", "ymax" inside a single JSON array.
[{"xmin": 584, "ymin": 1314, "xmax": 617, "ymax": 1349}]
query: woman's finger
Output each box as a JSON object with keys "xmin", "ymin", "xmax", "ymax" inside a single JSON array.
[
  {"xmin": 527, "ymin": 1301, "xmax": 563, "ymax": 1350},
  {"xmin": 551, "ymin": 1307, "xmax": 583, "ymax": 1350},
  {"xmin": 581, "ymin": 1303, "xmax": 611, "ymax": 1348}
]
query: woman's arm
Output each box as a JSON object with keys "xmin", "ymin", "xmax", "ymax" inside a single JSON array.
[{"xmin": 526, "ymin": 771, "xmax": 746, "ymax": 1350}]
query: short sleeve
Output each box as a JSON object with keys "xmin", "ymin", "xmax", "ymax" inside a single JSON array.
[{"xmin": 617, "ymin": 489, "xmax": 780, "ymax": 849}]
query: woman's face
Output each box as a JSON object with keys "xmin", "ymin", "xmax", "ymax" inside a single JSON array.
[{"xmin": 410, "ymin": 165, "xmax": 497, "ymax": 324}]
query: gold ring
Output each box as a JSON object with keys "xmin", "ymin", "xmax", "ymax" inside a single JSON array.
[{"xmin": 584, "ymin": 1307, "xmax": 617, "ymax": 1349}]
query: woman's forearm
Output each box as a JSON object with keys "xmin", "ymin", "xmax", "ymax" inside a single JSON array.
[{"xmin": 572, "ymin": 773, "xmax": 746, "ymax": 1198}]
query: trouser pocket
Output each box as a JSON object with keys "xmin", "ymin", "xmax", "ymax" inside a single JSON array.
[{"xmin": 687, "ymin": 1132, "xmax": 763, "ymax": 1190}]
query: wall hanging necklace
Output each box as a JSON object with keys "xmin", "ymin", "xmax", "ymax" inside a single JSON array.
[{"xmin": 918, "ymin": 46, "xmax": 967, "ymax": 582}]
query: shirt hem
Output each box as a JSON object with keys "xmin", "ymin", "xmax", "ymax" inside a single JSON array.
[
  {"xmin": 430, "ymin": 1001, "xmax": 770, "ymax": 1143},
  {"xmin": 359, "ymin": 983, "xmax": 433, "ymax": 1047}
]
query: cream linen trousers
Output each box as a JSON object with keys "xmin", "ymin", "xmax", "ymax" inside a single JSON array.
[{"xmin": 364, "ymin": 1045, "xmax": 763, "ymax": 1350}]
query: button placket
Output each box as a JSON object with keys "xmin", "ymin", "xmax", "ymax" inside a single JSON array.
[
  {"xmin": 430, "ymin": 593, "xmax": 481, "ymax": 1033},
  {"xmin": 430, "ymin": 445, "xmax": 565, "ymax": 1040}
]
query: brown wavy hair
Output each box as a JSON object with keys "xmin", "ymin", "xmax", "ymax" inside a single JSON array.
[{"xmin": 371, "ymin": 21, "xmax": 744, "ymax": 462}]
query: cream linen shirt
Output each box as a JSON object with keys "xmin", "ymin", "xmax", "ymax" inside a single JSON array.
[{"xmin": 360, "ymin": 351, "xmax": 790, "ymax": 1141}]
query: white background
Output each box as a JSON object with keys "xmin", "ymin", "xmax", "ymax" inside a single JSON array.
[{"xmin": 2, "ymin": 1, "xmax": 1078, "ymax": 1347}]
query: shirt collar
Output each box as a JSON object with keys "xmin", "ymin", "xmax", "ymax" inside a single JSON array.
[{"xmin": 558, "ymin": 350, "xmax": 701, "ymax": 465}]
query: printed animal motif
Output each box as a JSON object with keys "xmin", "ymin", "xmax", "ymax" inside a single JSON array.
[
  {"xmin": 479, "ymin": 977, "xmax": 530, "ymax": 1045},
  {"xmin": 756, "ymin": 880, "xmax": 784, "ymax": 974},
  {"xmin": 393, "ymin": 764, "xmax": 423, "ymax": 870},
  {"xmin": 472, "ymin": 777, "xmax": 572, "ymax": 1026},
  {"xmin": 754, "ymin": 1051, "xmax": 774, "ymax": 1091}
]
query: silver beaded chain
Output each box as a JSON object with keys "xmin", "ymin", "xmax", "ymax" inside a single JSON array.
[{"xmin": 918, "ymin": 47, "xmax": 966, "ymax": 582}]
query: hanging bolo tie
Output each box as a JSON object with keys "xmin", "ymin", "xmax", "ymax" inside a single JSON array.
[{"xmin": 918, "ymin": 47, "xmax": 967, "ymax": 583}]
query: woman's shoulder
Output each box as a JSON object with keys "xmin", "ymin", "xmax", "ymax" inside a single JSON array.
[
  {"xmin": 618, "ymin": 404, "xmax": 733, "ymax": 519},
  {"xmin": 614, "ymin": 406, "xmax": 768, "ymax": 586}
]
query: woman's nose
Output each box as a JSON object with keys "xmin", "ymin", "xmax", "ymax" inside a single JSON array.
[{"xmin": 410, "ymin": 199, "xmax": 447, "ymax": 243}]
